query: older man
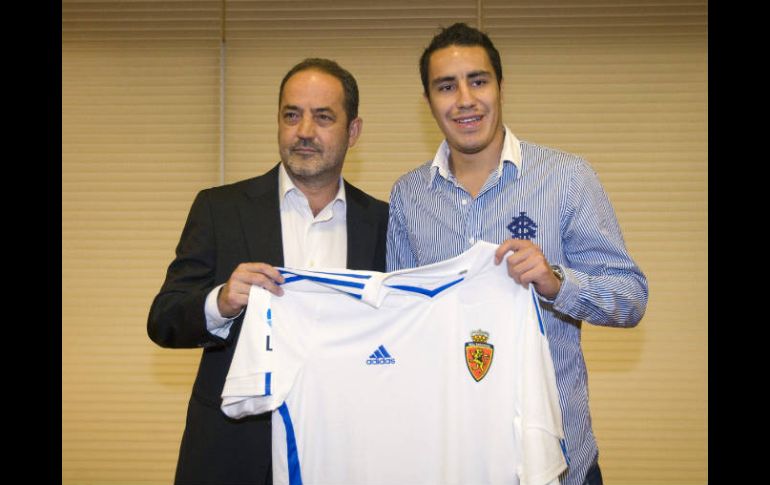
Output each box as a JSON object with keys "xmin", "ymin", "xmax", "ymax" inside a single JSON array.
[{"xmin": 148, "ymin": 58, "xmax": 388, "ymax": 485}]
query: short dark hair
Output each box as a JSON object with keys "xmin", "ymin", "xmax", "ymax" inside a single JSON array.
[
  {"xmin": 279, "ymin": 58, "xmax": 359, "ymax": 125},
  {"xmin": 419, "ymin": 23, "xmax": 503, "ymax": 98}
]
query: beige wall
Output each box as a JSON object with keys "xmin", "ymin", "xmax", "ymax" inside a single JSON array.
[{"xmin": 62, "ymin": 1, "xmax": 707, "ymax": 483}]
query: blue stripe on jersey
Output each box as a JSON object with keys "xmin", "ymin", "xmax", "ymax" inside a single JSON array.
[
  {"xmin": 373, "ymin": 350, "xmax": 383, "ymax": 358},
  {"xmin": 278, "ymin": 403, "xmax": 303, "ymax": 485},
  {"xmin": 280, "ymin": 273, "xmax": 366, "ymax": 290},
  {"xmin": 386, "ymin": 277, "xmax": 464, "ymax": 298},
  {"xmin": 284, "ymin": 269, "xmax": 372, "ymax": 280},
  {"xmin": 560, "ymin": 439, "xmax": 571, "ymax": 466},
  {"xmin": 378, "ymin": 345, "xmax": 391, "ymax": 358},
  {"xmin": 265, "ymin": 372, "xmax": 272, "ymax": 396},
  {"xmin": 531, "ymin": 290, "xmax": 546, "ymax": 336}
]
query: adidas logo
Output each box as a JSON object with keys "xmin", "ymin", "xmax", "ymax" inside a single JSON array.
[{"xmin": 366, "ymin": 345, "xmax": 396, "ymax": 365}]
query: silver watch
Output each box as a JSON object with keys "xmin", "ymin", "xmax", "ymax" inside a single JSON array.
[{"xmin": 550, "ymin": 264, "xmax": 565, "ymax": 282}]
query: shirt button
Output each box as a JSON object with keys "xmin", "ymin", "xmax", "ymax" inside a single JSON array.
[
  {"xmin": 469, "ymin": 237, "xmax": 475, "ymax": 244},
  {"xmin": 461, "ymin": 199, "xmax": 468, "ymax": 205}
]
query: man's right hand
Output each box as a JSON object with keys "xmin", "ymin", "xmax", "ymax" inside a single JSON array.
[{"xmin": 217, "ymin": 263, "xmax": 286, "ymax": 317}]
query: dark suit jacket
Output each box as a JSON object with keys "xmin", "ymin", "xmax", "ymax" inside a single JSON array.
[{"xmin": 148, "ymin": 164, "xmax": 388, "ymax": 485}]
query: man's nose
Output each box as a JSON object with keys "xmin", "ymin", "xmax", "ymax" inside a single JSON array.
[
  {"xmin": 297, "ymin": 114, "xmax": 315, "ymax": 139},
  {"xmin": 456, "ymin": 82, "xmax": 476, "ymax": 109}
]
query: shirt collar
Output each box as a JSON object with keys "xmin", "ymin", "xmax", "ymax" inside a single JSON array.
[
  {"xmin": 279, "ymin": 162, "xmax": 346, "ymax": 214},
  {"xmin": 429, "ymin": 124, "xmax": 523, "ymax": 185}
]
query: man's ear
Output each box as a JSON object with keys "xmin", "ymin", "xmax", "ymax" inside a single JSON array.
[{"xmin": 347, "ymin": 117, "xmax": 363, "ymax": 148}]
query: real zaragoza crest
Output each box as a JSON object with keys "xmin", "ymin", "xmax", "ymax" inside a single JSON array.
[{"xmin": 465, "ymin": 329, "xmax": 494, "ymax": 382}]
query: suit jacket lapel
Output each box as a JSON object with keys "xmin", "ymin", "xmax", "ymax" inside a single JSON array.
[
  {"xmin": 345, "ymin": 180, "xmax": 377, "ymax": 270},
  {"xmin": 239, "ymin": 164, "xmax": 284, "ymax": 267}
]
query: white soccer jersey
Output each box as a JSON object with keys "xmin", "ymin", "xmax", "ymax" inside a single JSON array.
[{"xmin": 222, "ymin": 241, "xmax": 568, "ymax": 485}]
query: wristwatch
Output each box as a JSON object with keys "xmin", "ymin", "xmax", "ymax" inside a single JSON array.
[{"xmin": 550, "ymin": 264, "xmax": 565, "ymax": 283}]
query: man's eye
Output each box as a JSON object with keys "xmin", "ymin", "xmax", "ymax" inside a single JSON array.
[{"xmin": 438, "ymin": 84, "xmax": 454, "ymax": 92}]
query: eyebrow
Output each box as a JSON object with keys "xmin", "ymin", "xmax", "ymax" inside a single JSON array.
[
  {"xmin": 281, "ymin": 105, "xmax": 335, "ymax": 115},
  {"xmin": 430, "ymin": 70, "xmax": 492, "ymax": 88},
  {"xmin": 467, "ymin": 70, "xmax": 492, "ymax": 80}
]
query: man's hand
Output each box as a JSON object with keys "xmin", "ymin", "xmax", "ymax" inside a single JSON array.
[
  {"xmin": 494, "ymin": 239, "xmax": 561, "ymax": 300},
  {"xmin": 217, "ymin": 263, "xmax": 286, "ymax": 317}
]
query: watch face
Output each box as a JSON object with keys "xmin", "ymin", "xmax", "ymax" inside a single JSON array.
[{"xmin": 551, "ymin": 265, "xmax": 564, "ymax": 281}]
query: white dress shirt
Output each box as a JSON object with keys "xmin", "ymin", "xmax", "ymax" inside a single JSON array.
[{"xmin": 204, "ymin": 163, "xmax": 347, "ymax": 337}]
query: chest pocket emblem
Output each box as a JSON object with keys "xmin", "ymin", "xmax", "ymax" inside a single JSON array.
[{"xmin": 507, "ymin": 211, "xmax": 537, "ymax": 240}]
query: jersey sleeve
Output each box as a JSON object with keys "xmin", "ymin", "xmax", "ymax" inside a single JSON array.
[
  {"xmin": 221, "ymin": 285, "xmax": 281, "ymax": 419},
  {"xmin": 517, "ymin": 289, "xmax": 569, "ymax": 485}
]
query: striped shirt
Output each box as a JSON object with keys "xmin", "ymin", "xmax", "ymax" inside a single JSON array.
[{"xmin": 387, "ymin": 125, "xmax": 648, "ymax": 485}]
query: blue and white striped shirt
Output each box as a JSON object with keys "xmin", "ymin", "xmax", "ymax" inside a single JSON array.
[{"xmin": 387, "ymin": 125, "xmax": 648, "ymax": 485}]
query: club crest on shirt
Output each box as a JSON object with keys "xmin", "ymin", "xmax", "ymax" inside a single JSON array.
[
  {"xmin": 507, "ymin": 211, "xmax": 537, "ymax": 240},
  {"xmin": 465, "ymin": 329, "xmax": 494, "ymax": 382}
]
